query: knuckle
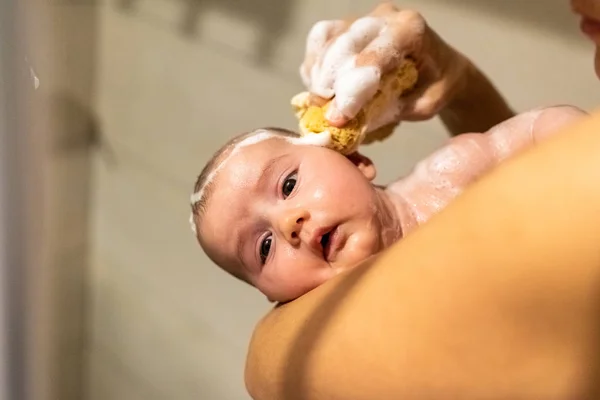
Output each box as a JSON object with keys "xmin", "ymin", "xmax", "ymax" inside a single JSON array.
[
  {"xmin": 418, "ymin": 102, "xmax": 437, "ymax": 117},
  {"xmin": 398, "ymin": 9, "xmax": 425, "ymax": 24},
  {"xmin": 308, "ymin": 19, "xmax": 346, "ymax": 43},
  {"xmin": 309, "ymin": 20, "xmax": 330, "ymax": 33},
  {"xmin": 306, "ymin": 21, "xmax": 332, "ymax": 50},
  {"xmin": 409, "ymin": 96, "xmax": 440, "ymax": 119},
  {"xmin": 309, "ymin": 20, "xmax": 331, "ymax": 36}
]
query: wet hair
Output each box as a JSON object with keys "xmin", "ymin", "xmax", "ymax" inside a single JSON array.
[{"xmin": 189, "ymin": 127, "xmax": 300, "ymax": 240}]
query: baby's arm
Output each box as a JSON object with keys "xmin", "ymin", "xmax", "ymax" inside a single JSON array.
[
  {"xmin": 388, "ymin": 105, "xmax": 587, "ymax": 231},
  {"xmin": 486, "ymin": 105, "xmax": 587, "ymax": 161}
]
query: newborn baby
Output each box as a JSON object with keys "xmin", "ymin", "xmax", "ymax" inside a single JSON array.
[{"xmin": 190, "ymin": 105, "xmax": 585, "ymax": 303}]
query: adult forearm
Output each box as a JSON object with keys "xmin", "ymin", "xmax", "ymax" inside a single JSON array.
[{"xmin": 440, "ymin": 59, "xmax": 515, "ymax": 136}]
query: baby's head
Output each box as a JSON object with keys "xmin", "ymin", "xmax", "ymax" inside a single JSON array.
[{"xmin": 190, "ymin": 127, "xmax": 399, "ymax": 302}]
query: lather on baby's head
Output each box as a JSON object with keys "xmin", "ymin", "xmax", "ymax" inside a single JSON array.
[{"xmin": 190, "ymin": 127, "xmax": 401, "ymax": 302}]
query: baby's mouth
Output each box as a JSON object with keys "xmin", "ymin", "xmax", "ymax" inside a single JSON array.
[
  {"xmin": 320, "ymin": 226, "xmax": 340, "ymax": 261},
  {"xmin": 320, "ymin": 232, "xmax": 330, "ymax": 250}
]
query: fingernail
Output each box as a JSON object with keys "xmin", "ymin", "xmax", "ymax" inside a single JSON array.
[{"xmin": 325, "ymin": 106, "xmax": 346, "ymax": 126}]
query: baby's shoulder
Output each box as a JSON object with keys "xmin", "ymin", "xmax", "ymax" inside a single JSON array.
[{"xmin": 390, "ymin": 134, "xmax": 495, "ymax": 188}]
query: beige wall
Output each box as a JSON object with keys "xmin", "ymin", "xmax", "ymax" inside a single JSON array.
[
  {"xmin": 23, "ymin": 2, "xmax": 99, "ymax": 399},
  {"xmin": 79, "ymin": 0, "xmax": 598, "ymax": 399}
]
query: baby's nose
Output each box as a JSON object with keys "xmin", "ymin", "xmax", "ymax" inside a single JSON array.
[{"xmin": 280, "ymin": 209, "xmax": 309, "ymax": 246}]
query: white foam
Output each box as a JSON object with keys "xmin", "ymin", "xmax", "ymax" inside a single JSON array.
[
  {"xmin": 363, "ymin": 24, "xmax": 395, "ymax": 54},
  {"xmin": 189, "ymin": 213, "xmax": 197, "ymax": 234},
  {"xmin": 311, "ymin": 16, "xmax": 384, "ymax": 98},
  {"xmin": 291, "ymin": 130, "xmax": 332, "ymax": 147},
  {"xmin": 302, "ymin": 20, "xmax": 340, "ymax": 87},
  {"xmin": 306, "ymin": 21, "xmax": 334, "ymax": 54},
  {"xmin": 306, "ymin": 20, "xmax": 346, "ymax": 58},
  {"xmin": 333, "ymin": 65, "xmax": 381, "ymax": 119},
  {"xmin": 348, "ymin": 16, "xmax": 383, "ymax": 41},
  {"xmin": 307, "ymin": 16, "xmax": 400, "ymax": 121}
]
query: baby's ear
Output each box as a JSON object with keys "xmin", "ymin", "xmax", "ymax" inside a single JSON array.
[{"xmin": 347, "ymin": 152, "xmax": 376, "ymax": 181}]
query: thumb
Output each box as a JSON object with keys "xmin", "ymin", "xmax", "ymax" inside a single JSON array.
[
  {"xmin": 324, "ymin": 100, "xmax": 349, "ymax": 127},
  {"xmin": 399, "ymin": 77, "xmax": 450, "ymax": 121}
]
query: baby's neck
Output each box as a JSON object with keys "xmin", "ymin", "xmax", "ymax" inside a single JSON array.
[
  {"xmin": 377, "ymin": 186, "xmax": 420, "ymax": 243},
  {"xmin": 373, "ymin": 186, "xmax": 417, "ymax": 250}
]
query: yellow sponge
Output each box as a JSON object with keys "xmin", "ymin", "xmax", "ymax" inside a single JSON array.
[{"xmin": 291, "ymin": 59, "xmax": 418, "ymax": 155}]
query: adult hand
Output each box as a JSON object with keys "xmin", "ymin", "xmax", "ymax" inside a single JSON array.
[{"xmin": 300, "ymin": 2, "xmax": 470, "ymax": 129}]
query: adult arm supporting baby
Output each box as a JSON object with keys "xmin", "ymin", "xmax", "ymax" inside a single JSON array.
[{"xmin": 245, "ymin": 110, "xmax": 600, "ymax": 400}]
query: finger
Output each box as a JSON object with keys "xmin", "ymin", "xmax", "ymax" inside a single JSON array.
[
  {"xmin": 326, "ymin": 10, "xmax": 426, "ymax": 125},
  {"xmin": 399, "ymin": 76, "xmax": 451, "ymax": 121},
  {"xmin": 325, "ymin": 36, "xmax": 394, "ymax": 125},
  {"xmin": 326, "ymin": 65, "xmax": 381, "ymax": 126},
  {"xmin": 399, "ymin": 43, "xmax": 464, "ymax": 122},
  {"xmin": 387, "ymin": 10, "xmax": 426, "ymax": 58},
  {"xmin": 311, "ymin": 16, "xmax": 384, "ymax": 98},
  {"xmin": 300, "ymin": 19, "xmax": 348, "ymax": 87},
  {"xmin": 355, "ymin": 33, "xmax": 400, "ymax": 76},
  {"xmin": 306, "ymin": 93, "xmax": 329, "ymax": 108},
  {"xmin": 353, "ymin": 10, "xmax": 424, "ymax": 77}
]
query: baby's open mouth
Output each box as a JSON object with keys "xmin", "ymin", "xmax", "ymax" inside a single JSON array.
[
  {"xmin": 320, "ymin": 226, "xmax": 339, "ymax": 261},
  {"xmin": 320, "ymin": 232, "xmax": 330, "ymax": 249}
]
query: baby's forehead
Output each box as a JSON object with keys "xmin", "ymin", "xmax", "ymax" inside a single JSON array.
[
  {"xmin": 217, "ymin": 137, "xmax": 290, "ymax": 183},
  {"xmin": 203, "ymin": 137, "xmax": 290, "ymax": 213}
]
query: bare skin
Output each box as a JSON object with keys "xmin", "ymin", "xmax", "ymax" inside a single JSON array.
[
  {"xmin": 243, "ymin": 1, "xmax": 600, "ymax": 399},
  {"xmin": 245, "ymin": 108, "xmax": 600, "ymax": 400},
  {"xmin": 387, "ymin": 105, "xmax": 587, "ymax": 231},
  {"xmin": 196, "ymin": 106, "xmax": 585, "ymax": 303}
]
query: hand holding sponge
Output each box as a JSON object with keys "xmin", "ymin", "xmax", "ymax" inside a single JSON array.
[{"xmin": 291, "ymin": 59, "xmax": 419, "ymax": 155}]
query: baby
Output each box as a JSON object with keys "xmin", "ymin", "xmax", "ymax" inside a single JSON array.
[{"xmin": 190, "ymin": 105, "xmax": 585, "ymax": 303}]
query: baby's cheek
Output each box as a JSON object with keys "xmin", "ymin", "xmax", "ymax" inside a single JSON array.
[
  {"xmin": 260, "ymin": 251, "xmax": 333, "ymax": 302},
  {"xmin": 341, "ymin": 228, "xmax": 379, "ymax": 264}
]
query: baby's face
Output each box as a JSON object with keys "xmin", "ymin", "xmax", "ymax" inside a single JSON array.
[{"xmin": 198, "ymin": 136, "xmax": 397, "ymax": 302}]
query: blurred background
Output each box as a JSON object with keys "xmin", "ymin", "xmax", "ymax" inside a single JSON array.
[{"xmin": 0, "ymin": 0, "xmax": 597, "ymax": 399}]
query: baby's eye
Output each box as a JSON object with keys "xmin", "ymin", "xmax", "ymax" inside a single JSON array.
[
  {"xmin": 282, "ymin": 172, "xmax": 297, "ymax": 198},
  {"xmin": 260, "ymin": 234, "xmax": 272, "ymax": 264}
]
